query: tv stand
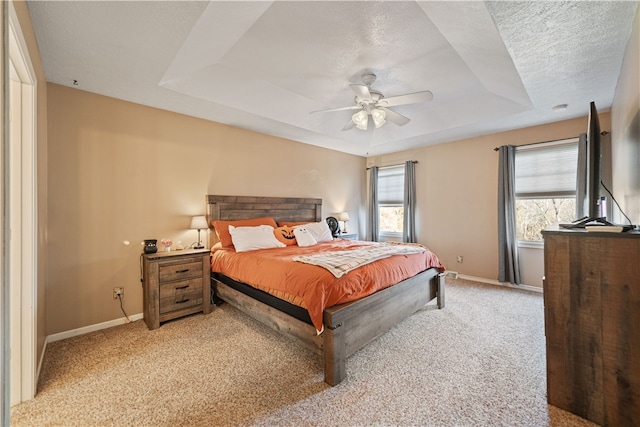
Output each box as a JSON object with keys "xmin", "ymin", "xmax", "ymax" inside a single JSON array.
[{"xmin": 542, "ymin": 225, "xmax": 640, "ymax": 425}]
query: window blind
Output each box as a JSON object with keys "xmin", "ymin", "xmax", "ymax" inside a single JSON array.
[
  {"xmin": 515, "ymin": 142, "xmax": 578, "ymax": 197},
  {"xmin": 377, "ymin": 165, "xmax": 404, "ymax": 204}
]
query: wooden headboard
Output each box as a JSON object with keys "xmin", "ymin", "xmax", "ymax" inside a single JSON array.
[{"xmin": 206, "ymin": 195, "xmax": 322, "ymax": 247}]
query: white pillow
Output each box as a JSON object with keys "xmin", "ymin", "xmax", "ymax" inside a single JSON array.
[
  {"xmin": 293, "ymin": 227, "xmax": 318, "ymax": 247},
  {"xmin": 228, "ymin": 225, "xmax": 286, "ymax": 252},
  {"xmin": 295, "ymin": 221, "xmax": 333, "ymax": 243}
]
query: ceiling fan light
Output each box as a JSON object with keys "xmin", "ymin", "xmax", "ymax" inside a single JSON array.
[
  {"xmin": 372, "ymin": 108, "xmax": 386, "ymax": 128},
  {"xmin": 352, "ymin": 110, "xmax": 368, "ymax": 130}
]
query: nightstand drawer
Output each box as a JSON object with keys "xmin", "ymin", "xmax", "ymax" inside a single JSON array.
[
  {"xmin": 158, "ymin": 259, "xmax": 202, "ymax": 282},
  {"xmin": 159, "ymin": 278, "xmax": 203, "ymax": 314}
]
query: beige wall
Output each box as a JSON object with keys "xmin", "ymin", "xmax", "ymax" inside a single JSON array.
[
  {"xmin": 46, "ymin": 84, "xmax": 364, "ymax": 334},
  {"xmin": 367, "ymin": 114, "xmax": 611, "ymax": 283},
  {"xmin": 42, "ymin": 2, "xmax": 640, "ymax": 334},
  {"xmin": 611, "ymin": 6, "xmax": 640, "ymax": 225}
]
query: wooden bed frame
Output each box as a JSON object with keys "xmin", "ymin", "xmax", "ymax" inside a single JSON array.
[{"xmin": 207, "ymin": 195, "xmax": 445, "ymax": 386}]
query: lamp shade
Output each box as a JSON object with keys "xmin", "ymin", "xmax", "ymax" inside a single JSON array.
[
  {"xmin": 352, "ymin": 110, "xmax": 368, "ymax": 130},
  {"xmin": 337, "ymin": 212, "xmax": 350, "ymax": 222},
  {"xmin": 190, "ymin": 215, "xmax": 208, "ymax": 230},
  {"xmin": 371, "ymin": 108, "xmax": 386, "ymax": 128}
]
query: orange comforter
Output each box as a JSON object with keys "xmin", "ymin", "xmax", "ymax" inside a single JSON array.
[{"xmin": 210, "ymin": 239, "xmax": 444, "ymax": 332}]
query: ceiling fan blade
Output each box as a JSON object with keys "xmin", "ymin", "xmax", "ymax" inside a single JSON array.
[
  {"xmin": 380, "ymin": 107, "xmax": 410, "ymax": 126},
  {"xmin": 342, "ymin": 119, "xmax": 356, "ymax": 131},
  {"xmin": 377, "ymin": 90, "xmax": 433, "ymax": 108},
  {"xmin": 350, "ymin": 84, "xmax": 372, "ymax": 100},
  {"xmin": 310, "ymin": 105, "xmax": 362, "ymax": 114}
]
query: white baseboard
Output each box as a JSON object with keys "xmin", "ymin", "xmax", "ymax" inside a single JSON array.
[
  {"xmin": 45, "ymin": 275, "xmax": 542, "ymax": 344},
  {"xmin": 47, "ymin": 313, "xmax": 144, "ymax": 344},
  {"xmin": 45, "ymin": 275, "xmax": 541, "ymax": 344},
  {"xmin": 457, "ymin": 274, "xmax": 543, "ymax": 294}
]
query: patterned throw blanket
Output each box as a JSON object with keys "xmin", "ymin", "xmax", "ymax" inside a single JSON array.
[{"xmin": 292, "ymin": 242, "xmax": 426, "ymax": 278}]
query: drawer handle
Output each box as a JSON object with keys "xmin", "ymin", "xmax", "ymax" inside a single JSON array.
[
  {"xmin": 175, "ymin": 285, "xmax": 189, "ymax": 290},
  {"xmin": 176, "ymin": 269, "xmax": 189, "ymax": 274},
  {"xmin": 176, "ymin": 298, "xmax": 190, "ymax": 304}
]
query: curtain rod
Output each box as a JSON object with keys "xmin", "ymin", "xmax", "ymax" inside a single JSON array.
[
  {"xmin": 493, "ymin": 131, "xmax": 609, "ymax": 151},
  {"xmin": 366, "ymin": 160, "xmax": 417, "ymax": 170},
  {"xmin": 493, "ymin": 136, "xmax": 580, "ymax": 151}
]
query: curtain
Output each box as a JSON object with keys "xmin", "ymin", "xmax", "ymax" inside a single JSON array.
[
  {"xmin": 575, "ymin": 133, "xmax": 588, "ymax": 219},
  {"xmin": 497, "ymin": 145, "xmax": 521, "ymax": 284},
  {"xmin": 367, "ymin": 166, "xmax": 379, "ymax": 242},
  {"xmin": 403, "ymin": 161, "xmax": 417, "ymax": 243}
]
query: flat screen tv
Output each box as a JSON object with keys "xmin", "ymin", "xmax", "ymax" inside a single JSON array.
[
  {"xmin": 561, "ymin": 101, "xmax": 611, "ymax": 229},
  {"xmin": 563, "ymin": 102, "xmax": 633, "ymax": 230},
  {"xmin": 587, "ymin": 101, "xmax": 602, "ymax": 220}
]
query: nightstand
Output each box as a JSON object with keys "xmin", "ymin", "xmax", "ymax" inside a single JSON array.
[
  {"xmin": 338, "ymin": 233, "xmax": 358, "ymax": 240},
  {"xmin": 142, "ymin": 248, "xmax": 212, "ymax": 330}
]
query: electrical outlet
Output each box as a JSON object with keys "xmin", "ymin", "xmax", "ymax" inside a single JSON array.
[
  {"xmin": 113, "ymin": 287, "xmax": 124, "ymax": 300},
  {"xmin": 457, "ymin": 256, "xmax": 463, "ymax": 263}
]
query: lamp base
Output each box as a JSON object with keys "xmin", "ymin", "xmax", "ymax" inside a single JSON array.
[{"xmin": 193, "ymin": 229, "xmax": 205, "ymax": 250}]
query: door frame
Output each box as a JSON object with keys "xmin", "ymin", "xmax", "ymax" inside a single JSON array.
[{"xmin": 5, "ymin": 1, "xmax": 38, "ymax": 409}]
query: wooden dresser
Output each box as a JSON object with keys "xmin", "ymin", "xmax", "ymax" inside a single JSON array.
[
  {"xmin": 142, "ymin": 248, "xmax": 212, "ymax": 330},
  {"xmin": 542, "ymin": 224, "xmax": 639, "ymax": 425}
]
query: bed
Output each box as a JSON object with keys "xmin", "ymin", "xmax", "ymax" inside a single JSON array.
[{"xmin": 207, "ymin": 195, "xmax": 445, "ymax": 386}]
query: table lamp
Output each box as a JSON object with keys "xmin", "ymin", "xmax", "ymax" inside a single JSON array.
[
  {"xmin": 190, "ymin": 215, "xmax": 208, "ymax": 249},
  {"xmin": 338, "ymin": 212, "xmax": 350, "ymax": 233}
]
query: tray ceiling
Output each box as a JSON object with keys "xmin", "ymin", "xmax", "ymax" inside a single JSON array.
[{"xmin": 27, "ymin": 1, "xmax": 638, "ymax": 156}]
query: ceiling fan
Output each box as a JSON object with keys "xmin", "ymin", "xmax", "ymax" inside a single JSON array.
[{"xmin": 311, "ymin": 73, "xmax": 433, "ymax": 131}]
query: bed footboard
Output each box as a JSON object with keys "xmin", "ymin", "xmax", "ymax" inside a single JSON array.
[
  {"xmin": 322, "ymin": 269, "xmax": 444, "ymax": 385},
  {"xmin": 213, "ymin": 269, "xmax": 444, "ymax": 386}
]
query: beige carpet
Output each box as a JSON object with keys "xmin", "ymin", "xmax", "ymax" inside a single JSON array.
[{"xmin": 11, "ymin": 278, "xmax": 597, "ymax": 426}]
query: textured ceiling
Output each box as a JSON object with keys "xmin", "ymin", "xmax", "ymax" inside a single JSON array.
[{"xmin": 27, "ymin": 1, "xmax": 638, "ymax": 156}]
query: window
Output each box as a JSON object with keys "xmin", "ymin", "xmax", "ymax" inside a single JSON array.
[
  {"xmin": 515, "ymin": 139, "xmax": 578, "ymax": 242},
  {"xmin": 377, "ymin": 165, "xmax": 404, "ymax": 236}
]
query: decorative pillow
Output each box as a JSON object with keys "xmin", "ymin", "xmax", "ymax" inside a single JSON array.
[
  {"xmin": 293, "ymin": 227, "xmax": 318, "ymax": 247},
  {"xmin": 274, "ymin": 226, "xmax": 297, "ymax": 246},
  {"xmin": 212, "ymin": 217, "xmax": 278, "ymax": 248},
  {"xmin": 228, "ymin": 225, "xmax": 286, "ymax": 253},
  {"xmin": 295, "ymin": 221, "xmax": 333, "ymax": 243}
]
